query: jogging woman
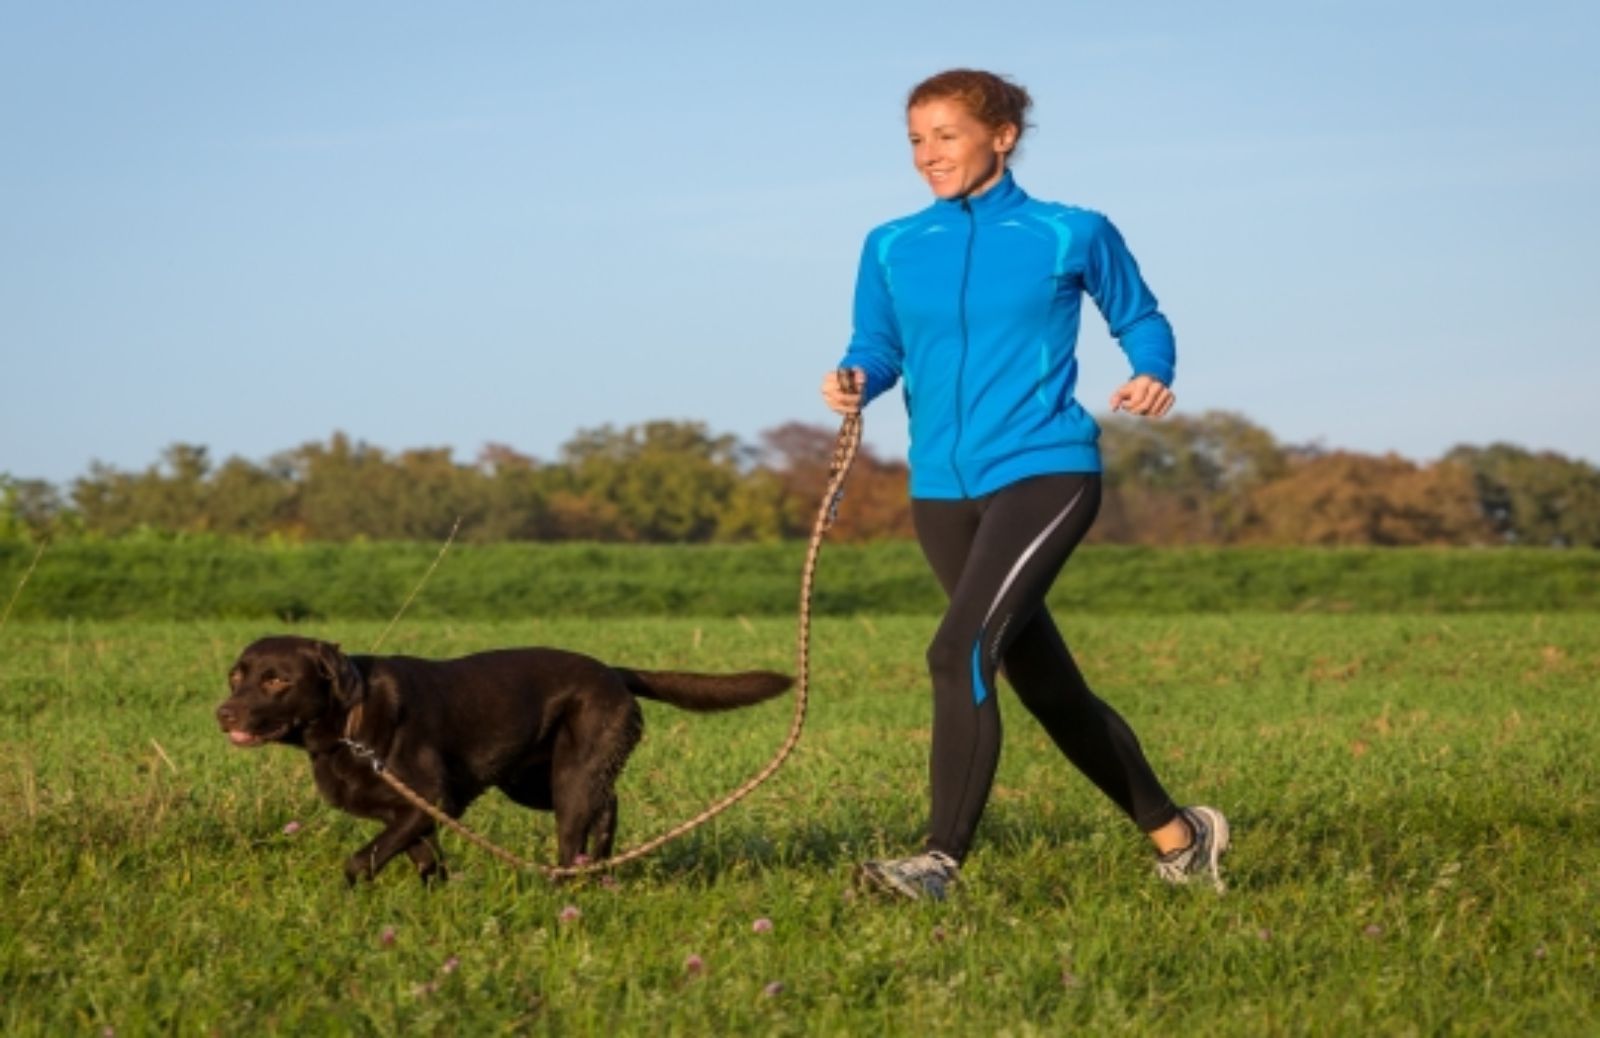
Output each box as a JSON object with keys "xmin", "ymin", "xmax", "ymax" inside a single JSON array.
[{"xmin": 821, "ymin": 68, "xmax": 1228, "ymax": 900}]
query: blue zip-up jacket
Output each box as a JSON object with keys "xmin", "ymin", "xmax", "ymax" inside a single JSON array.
[{"xmin": 839, "ymin": 171, "xmax": 1175, "ymax": 499}]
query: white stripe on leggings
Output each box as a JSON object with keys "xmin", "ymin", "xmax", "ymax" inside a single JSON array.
[{"xmin": 978, "ymin": 480, "xmax": 1090, "ymax": 643}]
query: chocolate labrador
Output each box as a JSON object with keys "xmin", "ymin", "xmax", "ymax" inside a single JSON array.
[{"xmin": 214, "ymin": 635, "xmax": 791, "ymax": 883}]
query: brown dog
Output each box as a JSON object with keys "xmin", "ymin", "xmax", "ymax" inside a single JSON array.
[{"xmin": 214, "ymin": 635, "xmax": 792, "ymax": 883}]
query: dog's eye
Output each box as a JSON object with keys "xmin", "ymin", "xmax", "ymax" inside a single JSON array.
[{"xmin": 262, "ymin": 677, "xmax": 290, "ymax": 694}]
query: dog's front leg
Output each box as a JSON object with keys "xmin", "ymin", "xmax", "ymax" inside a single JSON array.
[
  {"xmin": 344, "ymin": 810, "xmax": 437, "ymax": 885},
  {"xmin": 405, "ymin": 835, "xmax": 449, "ymax": 885}
]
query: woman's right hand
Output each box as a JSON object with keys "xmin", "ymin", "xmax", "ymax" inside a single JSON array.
[{"xmin": 820, "ymin": 368, "xmax": 866, "ymax": 416}]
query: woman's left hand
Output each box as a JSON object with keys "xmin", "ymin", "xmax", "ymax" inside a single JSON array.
[{"xmin": 1109, "ymin": 375, "xmax": 1174, "ymax": 418}]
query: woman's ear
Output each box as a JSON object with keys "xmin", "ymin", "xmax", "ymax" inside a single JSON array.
[{"xmin": 995, "ymin": 122, "xmax": 1019, "ymax": 157}]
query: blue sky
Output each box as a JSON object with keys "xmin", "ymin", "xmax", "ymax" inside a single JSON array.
[{"xmin": 3, "ymin": 2, "xmax": 1597, "ymax": 487}]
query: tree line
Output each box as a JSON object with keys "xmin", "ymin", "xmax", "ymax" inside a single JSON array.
[{"xmin": 3, "ymin": 413, "xmax": 1597, "ymax": 546}]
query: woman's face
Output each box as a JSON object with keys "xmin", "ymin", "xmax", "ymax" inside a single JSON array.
[{"xmin": 907, "ymin": 98, "xmax": 1017, "ymax": 200}]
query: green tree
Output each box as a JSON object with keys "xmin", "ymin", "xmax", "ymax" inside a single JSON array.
[
  {"xmin": 280, "ymin": 434, "xmax": 395, "ymax": 540},
  {"xmin": 70, "ymin": 443, "xmax": 214, "ymax": 535},
  {"xmin": 559, "ymin": 421, "xmax": 747, "ymax": 542},
  {"xmin": 714, "ymin": 468, "xmax": 791, "ymax": 542},
  {"xmin": 470, "ymin": 443, "xmax": 555, "ymax": 541},
  {"xmin": 1096, "ymin": 411, "xmax": 1288, "ymax": 544},
  {"xmin": 206, "ymin": 456, "xmax": 297, "ymax": 536},
  {"xmin": 0, "ymin": 475, "xmax": 65, "ymax": 541},
  {"xmin": 1446, "ymin": 443, "xmax": 1600, "ymax": 547}
]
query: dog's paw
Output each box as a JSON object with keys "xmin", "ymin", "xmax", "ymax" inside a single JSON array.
[{"xmin": 344, "ymin": 855, "xmax": 376, "ymax": 886}]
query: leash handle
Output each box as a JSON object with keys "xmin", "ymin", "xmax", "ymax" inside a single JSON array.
[{"xmin": 824, "ymin": 368, "xmax": 863, "ymax": 529}]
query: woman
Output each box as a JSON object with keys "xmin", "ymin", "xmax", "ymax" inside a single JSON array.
[{"xmin": 822, "ymin": 69, "xmax": 1228, "ymax": 900}]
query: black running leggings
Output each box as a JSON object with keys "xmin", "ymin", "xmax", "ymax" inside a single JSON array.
[{"xmin": 913, "ymin": 473, "xmax": 1179, "ymax": 861}]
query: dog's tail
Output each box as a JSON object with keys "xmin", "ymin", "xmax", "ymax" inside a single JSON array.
[{"xmin": 616, "ymin": 668, "xmax": 793, "ymax": 712}]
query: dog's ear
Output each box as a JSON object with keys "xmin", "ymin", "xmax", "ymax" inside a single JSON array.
[{"xmin": 313, "ymin": 641, "xmax": 364, "ymax": 708}]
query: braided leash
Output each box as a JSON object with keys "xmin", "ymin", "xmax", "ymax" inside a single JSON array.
[{"xmin": 344, "ymin": 377, "xmax": 864, "ymax": 880}]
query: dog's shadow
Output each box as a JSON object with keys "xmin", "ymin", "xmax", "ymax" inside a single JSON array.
[
  {"xmin": 426, "ymin": 817, "xmax": 906, "ymax": 891},
  {"xmin": 575, "ymin": 818, "xmax": 874, "ymax": 888},
  {"xmin": 511, "ymin": 809, "xmax": 1111, "ymax": 889}
]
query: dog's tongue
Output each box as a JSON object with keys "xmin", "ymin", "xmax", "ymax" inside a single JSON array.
[{"xmin": 228, "ymin": 730, "xmax": 262, "ymax": 747}]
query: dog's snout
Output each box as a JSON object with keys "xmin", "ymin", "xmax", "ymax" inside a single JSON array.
[{"xmin": 216, "ymin": 702, "xmax": 238, "ymax": 730}]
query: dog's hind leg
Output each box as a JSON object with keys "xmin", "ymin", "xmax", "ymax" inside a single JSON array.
[
  {"xmin": 550, "ymin": 695, "xmax": 641, "ymax": 867},
  {"xmin": 552, "ymin": 783, "xmax": 607, "ymax": 868},
  {"xmin": 589, "ymin": 793, "xmax": 619, "ymax": 859}
]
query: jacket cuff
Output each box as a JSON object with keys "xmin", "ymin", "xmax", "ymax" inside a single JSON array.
[{"xmin": 1130, "ymin": 358, "xmax": 1175, "ymax": 387}]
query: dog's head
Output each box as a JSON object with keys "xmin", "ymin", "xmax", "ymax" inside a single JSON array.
[{"xmin": 215, "ymin": 636, "xmax": 364, "ymax": 749}]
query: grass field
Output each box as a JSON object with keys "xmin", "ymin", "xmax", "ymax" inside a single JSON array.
[
  {"xmin": 3, "ymin": 612, "xmax": 1598, "ymax": 1035},
  {"xmin": 6, "ymin": 539, "xmax": 1600, "ymax": 619}
]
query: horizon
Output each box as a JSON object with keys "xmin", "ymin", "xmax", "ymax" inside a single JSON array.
[{"xmin": 5, "ymin": 405, "xmax": 1591, "ymax": 492}]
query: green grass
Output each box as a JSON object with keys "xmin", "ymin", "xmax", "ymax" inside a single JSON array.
[
  {"xmin": 5, "ymin": 538, "xmax": 1600, "ymax": 619},
  {"xmin": 3, "ymin": 613, "xmax": 1598, "ymax": 1034}
]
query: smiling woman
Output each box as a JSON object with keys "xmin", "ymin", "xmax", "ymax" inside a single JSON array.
[
  {"xmin": 820, "ymin": 68, "xmax": 1225, "ymax": 901},
  {"xmin": 905, "ymin": 69, "xmax": 1028, "ymax": 199}
]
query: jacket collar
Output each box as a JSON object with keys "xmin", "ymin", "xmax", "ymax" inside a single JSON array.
[{"xmin": 934, "ymin": 168, "xmax": 1027, "ymax": 219}]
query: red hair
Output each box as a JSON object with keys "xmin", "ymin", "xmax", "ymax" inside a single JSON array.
[{"xmin": 907, "ymin": 69, "xmax": 1033, "ymax": 150}]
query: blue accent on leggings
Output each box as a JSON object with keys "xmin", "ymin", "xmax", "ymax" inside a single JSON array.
[{"xmin": 970, "ymin": 640, "xmax": 989, "ymax": 705}]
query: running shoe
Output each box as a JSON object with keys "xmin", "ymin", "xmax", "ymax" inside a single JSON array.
[
  {"xmin": 1155, "ymin": 805, "xmax": 1230, "ymax": 893},
  {"xmin": 859, "ymin": 850, "xmax": 960, "ymax": 901}
]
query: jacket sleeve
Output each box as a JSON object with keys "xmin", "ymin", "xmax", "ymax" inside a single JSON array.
[
  {"xmin": 1084, "ymin": 214, "xmax": 1176, "ymax": 387},
  {"xmin": 838, "ymin": 229, "xmax": 904, "ymax": 405}
]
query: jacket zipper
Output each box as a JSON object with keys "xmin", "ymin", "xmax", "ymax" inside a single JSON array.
[{"xmin": 951, "ymin": 198, "xmax": 975, "ymax": 498}]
